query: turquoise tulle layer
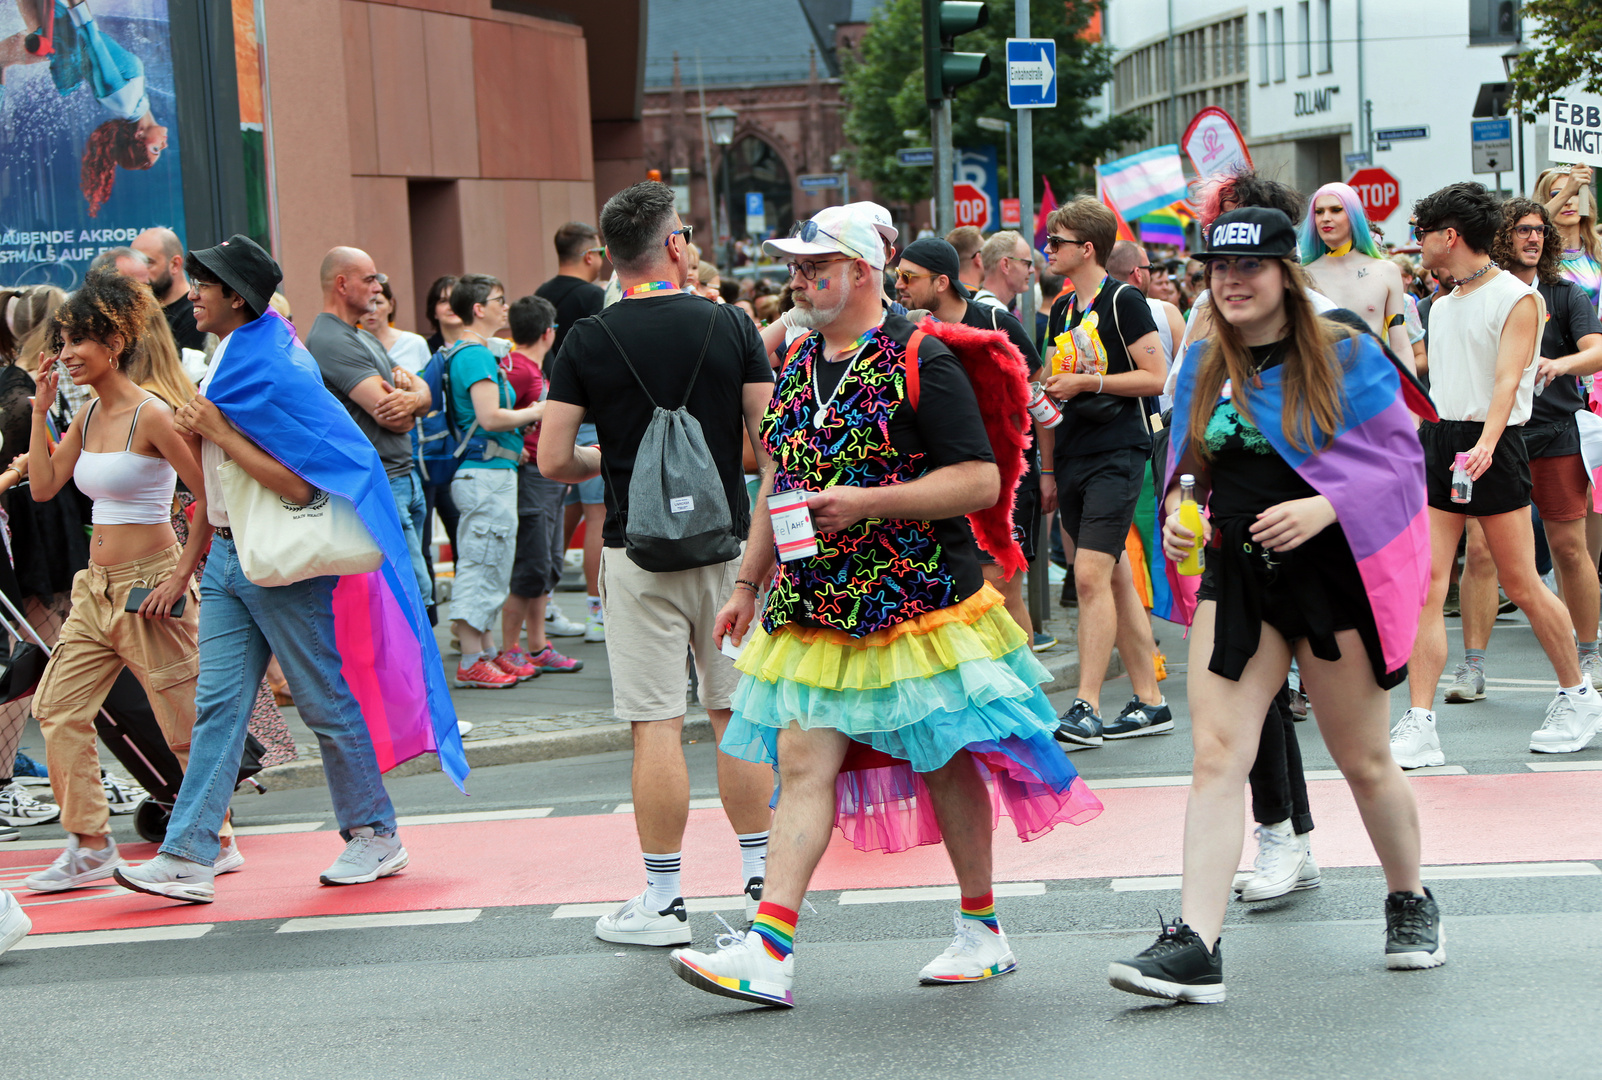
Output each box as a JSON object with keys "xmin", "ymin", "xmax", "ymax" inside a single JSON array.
[{"xmin": 728, "ymin": 641, "xmax": 1052, "ymax": 737}]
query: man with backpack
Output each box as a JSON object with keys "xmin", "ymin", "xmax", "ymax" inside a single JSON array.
[{"xmin": 539, "ymin": 181, "xmax": 776, "ymax": 945}]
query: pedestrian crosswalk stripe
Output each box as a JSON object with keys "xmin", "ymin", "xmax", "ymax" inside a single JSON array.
[
  {"xmin": 1110, "ymin": 862, "xmax": 1600, "ymax": 890},
  {"xmin": 277, "ymin": 909, "xmax": 482, "ymax": 933},
  {"xmin": 837, "ymin": 882, "xmax": 1046, "ymax": 905},
  {"xmin": 12, "ymin": 924, "xmax": 213, "ymax": 950},
  {"xmin": 394, "ymin": 809, "xmax": 553, "ymax": 826},
  {"xmin": 551, "ymin": 895, "xmax": 747, "ymax": 918},
  {"xmin": 612, "ymin": 798, "xmax": 723, "ymax": 814},
  {"xmin": 231, "ymin": 822, "xmax": 326, "ymax": 836},
  {"xmin": 1525, "ymin": 761, "xmax": 1602, "ymax": 772},
  {"xmin": 1087, "ymin": 766, "xmax": 1467, "ymax": 791}
]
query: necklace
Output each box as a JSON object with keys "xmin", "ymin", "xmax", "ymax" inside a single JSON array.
[
  {"xmin": 810, "ymin": 324, "xmax": 883, "ymax": 427},
  {"xmin": 623, "ymin": 281, "xmax": 678, "ymax": 298},
  {"xmin": 1327, "ymin": 239, "xmax": 1354, "ymax": 257},
  {"xmin": 1455, "ymin": 261, "xmax": 1495, "ymax": 288}
]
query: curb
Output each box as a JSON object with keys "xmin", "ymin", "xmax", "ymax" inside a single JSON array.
[{"xmin": 254, "ymin": 647, "xmax": 1125, "ymax": 793}]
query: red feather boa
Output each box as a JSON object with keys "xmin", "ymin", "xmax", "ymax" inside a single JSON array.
[{"xmin": 912, "ymin": 315, "xmax": 1033, "ymax": 579}]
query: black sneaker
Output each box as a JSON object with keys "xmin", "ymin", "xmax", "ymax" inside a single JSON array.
[
  {"xmin": 1108, "ymin": 919, "xmax": 1225, "ymax": 1003},
  {"xmin": 1060, "ymin": 577, "xmax": 1078, "ymax": 608},
  {"xmin": 1385, "ymin": 888, "xmax": 1446, "ymax": 969},
  {"xmin": 1055, "ymin": 699, "xmax": 1103, "ymax": 747},
  {"xmin": 1102, "ymin": 697, "xmax": 1174, "ymax": 739},
  {"xmin": 743, "ymin": 876, "xmax": 763, "ymax": 921}
]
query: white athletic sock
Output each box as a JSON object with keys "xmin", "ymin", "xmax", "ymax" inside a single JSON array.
[
  {"xmin": 737, "ymin": 830, "xmax": 769, "ymax": 884},
  {"xmin": 642, "ymin": 851, "xmax": 682, "ymax": 911},
  {"xmin": 588, "ymin": 595, "xmax": 602, "ymax": 620},
  {"xmin": 1559, "ymin": 681, "xmax": 1592, "ymax": 697}
]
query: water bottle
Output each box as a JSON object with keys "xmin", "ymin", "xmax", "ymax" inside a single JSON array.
[
  {"xmin": 1176, "ymin": 474, "xmax": 1206, "ymax": 576},
  {"xmin": 1450, "ymin": 452, "xmax": 1473, "ymax": 504}
]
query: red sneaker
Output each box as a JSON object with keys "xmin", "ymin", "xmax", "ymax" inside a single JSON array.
[
  {"xmin": 529, "ymin": 644, "xmax": 583, "ymax": 673},
  {"xmin": 455, "ymin": 658, "xmax": 516, "ymax": 689},
  {"xmin": 493, "ymin": 647, "xmax": 540, "ymax": 681}
]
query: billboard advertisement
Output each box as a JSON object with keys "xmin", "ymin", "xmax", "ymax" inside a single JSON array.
[{"xmin": 0, "ymin": 0, "xmax": 187, "ymax": 288}]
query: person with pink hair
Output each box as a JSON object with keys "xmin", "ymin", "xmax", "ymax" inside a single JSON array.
[{"xmin": 1298, "ymin": 183, "xmax": 1414, "ymax": 367}]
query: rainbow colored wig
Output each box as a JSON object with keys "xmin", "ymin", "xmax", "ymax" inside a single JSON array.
[{"xmin": 1298, "ymin": 182, "xmax": 1384, "ymax": 262}]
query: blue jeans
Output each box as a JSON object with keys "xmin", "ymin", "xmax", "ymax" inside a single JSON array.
[
  {"xmin": 390, "ymin": 470, "xmax": 431, "ymax": 605},
  {"xmin": 160, "ymin": 536, "xmax": 398, "ymax": 866}
]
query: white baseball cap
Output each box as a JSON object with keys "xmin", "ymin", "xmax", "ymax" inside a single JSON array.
[
  {"xmin": 844, "ymin": 201, "xmax": 898, "ymax": 243},
  {"xmin": 764, "ymin": 205, "xmax": 887, "ymax": 270}
]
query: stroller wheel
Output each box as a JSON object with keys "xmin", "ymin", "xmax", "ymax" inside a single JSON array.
[{"xmin": 133, "ymin": 796, "xmax": 171, "ymax": 843}]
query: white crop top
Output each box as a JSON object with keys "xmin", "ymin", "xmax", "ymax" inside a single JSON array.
[{"xmin": 73, "ymin": 398, "xmax": 178, "ymax": 526}]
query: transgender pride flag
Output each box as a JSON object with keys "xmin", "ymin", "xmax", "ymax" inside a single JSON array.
[
  {"xmin": 1097, "ymin": 145, "xmax": 1190, "ymax": 222},
  {"xmin": 1162, "ymin": 335, "xmax": 1431, "ymax": 679}
]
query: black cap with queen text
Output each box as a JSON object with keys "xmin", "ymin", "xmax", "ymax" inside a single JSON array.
[{"xmin": 1199, "ymin": 206, "xmax": 1299, "ymax": 259}]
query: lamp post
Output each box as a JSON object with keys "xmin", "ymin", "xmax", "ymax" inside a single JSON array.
[
  {"xmin": 707, "ymin": 105, "xmax": 738, "ymax": 273},
  {"xmin": 1502, "ymin": 42, "xmax": 1526, "ymax": 197}
]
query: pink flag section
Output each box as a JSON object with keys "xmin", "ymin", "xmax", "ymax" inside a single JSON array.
[
  {"xmin": 1095, "ymin": 145, "xmax": 1190, "ymax": 222},
  {"xmin": 332, "ymin": 570, "xmax": 438, "ymax": 772}
]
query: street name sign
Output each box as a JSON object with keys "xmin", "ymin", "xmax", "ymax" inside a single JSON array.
[
  {"xmin": 797, "ymin": 173, "xmax": 843, "ymax": 190},
  {"xmin": 1471, "ymin": 118, "xmax": 1513, "ymax": 175},
  {"xmin": 897, "ymin": 147, "xmax": 934, "ymax": 167},
  {"xmin": 1372, "ymin": 126, "xmax": 1429, "ymax": 143}
]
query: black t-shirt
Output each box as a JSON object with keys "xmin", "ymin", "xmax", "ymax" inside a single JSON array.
[
  {"xmin": 1528, "ymin": 280, "xmax": 1602, "ymax": 445},
  {"xmin": 163, "ymin": 294, "xmax": 206, "ymax": 352},
  {"xmin": 802, "ymin": 315, "xmax": 994, "ymax": 605},
  {"xmin": 547, "ymin": 293, "xmax": 774, "ymax": 548},
  {"xmin": 1047, "ymin": 278, "xmax": 1158, "ymax": 460},
  {"xmin": 537, "ymin": 275, "xmax": 606, "ymax": 356},
  {"xmin": 1203, "ymin": 344, "xmax": 1317, "ymax": 518}
]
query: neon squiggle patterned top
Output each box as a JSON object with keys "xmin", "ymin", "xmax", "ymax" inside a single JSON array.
[{"xmin": 761, "ymin": 326, "xmax": 960, "ymax": 637}]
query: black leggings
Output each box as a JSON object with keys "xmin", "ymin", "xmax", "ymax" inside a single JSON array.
[{"xmin": 1248, "ymin": 682, "xmax": 1313, "ymax": 835}]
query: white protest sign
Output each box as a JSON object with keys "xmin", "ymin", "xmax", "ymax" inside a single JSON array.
[{"xmin": 1549, "ymin": 95, "xmax": 1602, "ymax": 166}]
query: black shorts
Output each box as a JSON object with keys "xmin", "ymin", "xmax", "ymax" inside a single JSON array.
[
  {"xmin": 509, "ymin": 469, "xmax": 568, "ymax": 598},
  {"xmin": 1056, "ymin": 446, "xmax": 1148, "ymax": 558},
  {"xmin": 1420, "ymin": 419, "xmax": 1531, "ymax": 517}
]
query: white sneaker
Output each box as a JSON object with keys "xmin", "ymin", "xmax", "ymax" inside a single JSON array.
[
  {"xmin": 1582, "ymin": 653, "xmax": 1602, "ymax": 692},
  {"xmin": 545, "ymin": 601, "xmax": 585, "ymax": 637},
  {"xmin": 1390, "ymin": 708, "xmax": 1445, "ymax": 769},
  {"xmin": 1235, "ymin": 848, "xmax": 1322, "ymax": 894},
  {"xmin": 670, "ymin": 925, "xmax": 794, "ymax": 1007},
  {"xmin": 918, "ymin": 913, "xmax": 1018, "ymax": 983},
  {"xmin": 113, "ymin": 852, "xmax": 215, "ymax": 904},
  {"xmin": 23, "ymin": 836, "xmax": 124, "ymax": 892},
  {"xmin": 319, "ymin": 828, "xmax": 409, "ymax": 885},
  {"xmin": 101, "ymin": 773, "xmax": 146, "ymax": 815},
  {"xmin": 594, "ymin": 893, "xmax": 690, "ymax": 946},
  {"xmin": 0, "ymin": 782, "xmax": 60, "ymax": 827},
  {"xmin": 1235, "ymin": 820, "xmax": 1308, "ymax": 901},
  {"xmin": 584, "ymin": 616, "xmax": 606, "ymax": 643},
  {"xmin": 0, "ymin": 889, "xmax": 31, "ymax": 958},
  {"xmin": 214, "ymin": 841, "xmax": 245, "ymax": 875},
  {"xmin": 1530, "ymin": 689, "xmax": 1602, "ymax": 754}
]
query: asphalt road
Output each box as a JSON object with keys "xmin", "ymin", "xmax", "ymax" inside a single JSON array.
[{"xmin": 2, "ymin": 609, "xmax": 1598, "ymax": 1079}]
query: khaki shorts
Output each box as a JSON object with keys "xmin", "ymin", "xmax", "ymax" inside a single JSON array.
[{"xmin": 599, "ymin": 546, "xmax": 743, "ymax": 722}]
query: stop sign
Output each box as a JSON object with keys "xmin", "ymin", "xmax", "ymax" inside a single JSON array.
[
  {"xmin": 1346, "ymin": 167, "xmax": 1401, "ymax": 221},
  {"xmin": 952, "ymin": 182, "xmax": 992, "ymax": 230}
]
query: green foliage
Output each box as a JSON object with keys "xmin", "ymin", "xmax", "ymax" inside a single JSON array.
[
  {"xmin": 841, "ymin": 0, "xmax": 1148, "ymax": 209},
  {"xmin": 1507, "ymin": 0, "xmax": 1602, "ymax": 120}
]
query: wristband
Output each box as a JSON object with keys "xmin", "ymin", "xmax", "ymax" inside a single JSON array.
[
  {"xmin": 1040, "ymin": 469, "xmax": 1054, "ymax": 475},
  {"xmin": 735, "ymin": 578, "xmax": 762, "ymax": 593},
  {"xmin": 1096, "ymin": 373, "xmax": 1105, "ymax": 393}
]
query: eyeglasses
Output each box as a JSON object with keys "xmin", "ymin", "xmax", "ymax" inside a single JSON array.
[
  {"xmin": 791, "ymin": 218, "xmax": 864, "ymax": 259},
  {"xmin": 1043, "ymin": 234, "xmax": 1085, "ymax": 252},
  {"xmin": 361, "ymin": 273, "xmax": 388, "ymax": 286},
  {"xmin": 486, "ymin": 294, "xmax": 508, "ymax": 306},
  {"xmin": 1513, "ymin": 224, "xmax": 1544, "ymax": 238},
  {"xmin": 786, "ymin": 257, "xmax": 853, "ymax": 281},
  {"xmin": 1002, "ymin": 255, "xmax": 1035, "ymax": 275},
  {"xmin": 1204, "ymin": 256, "xmax": 1271, "ymax": 280},
  {"xmin": 665, "ymin": 225, "xmax": 694, "ymax": 247}
]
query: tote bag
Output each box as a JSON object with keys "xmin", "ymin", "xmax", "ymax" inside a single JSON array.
[{"xmin": 216, "ymin": 460, "xmax": 383, "ymax": 586}]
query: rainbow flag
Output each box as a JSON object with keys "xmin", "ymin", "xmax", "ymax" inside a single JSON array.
[
  {"xmin": 1138, "ymin": 205, "xmax": 1189, "ymax": 249},
  {"xmin": 205, "ymin": 311, "xmax": 469, "ymax": 791},
  {"xmin": 1162, "ymin": 335, "xmax": 1431, "ymax": 679}
]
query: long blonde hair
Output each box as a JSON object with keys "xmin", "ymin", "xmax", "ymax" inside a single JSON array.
[
  {"xmin": 1535, "ymin": 168, "xmax": 1601, "ymax": 262},
  {"xmin": 1187, "ymin": 258, "xmax": 1352, "ymax": 459},
  {"xmin": 124, "ymin": 309, "xmax": 197, "ymax": 408},
  {"xmin": 11, "ymin": 286, "xmax": 66, "ymax": 372}
]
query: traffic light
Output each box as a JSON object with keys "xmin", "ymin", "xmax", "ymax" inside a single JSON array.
[{"xmin": 922, "ymin": 0, "xmax": 990, "ymax": 105}]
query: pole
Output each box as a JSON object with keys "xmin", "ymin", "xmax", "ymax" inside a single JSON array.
[
  {"xmin": 722, "ymin": 166, "xmax": 736, "ymax": 271},
  {"xmin": 934, "ymin": 99, "xmax": 955, "ymax": 234},
  {"xmin": 1017, "ymin": 0, "xmax": 1046, "ymax": 634},
  {"xmin": 252, "ymin": 0, "xmax": 280, "ymax": 258},
  {"xmin": 694, "ymin": 53, "xmax": 719, "ymax": 251},
  {"xmin": 1165, "ymin": 0, "xmax": 1178, "ymax": 145},
  {"xmin": 1515, "ymin": 111, "xmax": 1525, "ymax": 196},
  {"xmin": 1005, "ymin": 120, "xmax": 1014, "ymax": 200}
]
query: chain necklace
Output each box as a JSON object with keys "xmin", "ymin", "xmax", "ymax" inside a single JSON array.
[{"xmin": 1455, "ymin": 261, "xmax": 1495, "ymax": 289}]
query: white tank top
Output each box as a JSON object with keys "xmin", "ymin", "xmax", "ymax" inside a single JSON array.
[
  {"xmin": 1426, "ymin": 270, "xmax": 1543, "ymax": 424},
  {"xmin": 73, "ymin": 398, "xmax": 178, "ymax": 525}
]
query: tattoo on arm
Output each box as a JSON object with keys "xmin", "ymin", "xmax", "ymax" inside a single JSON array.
[{"xmin": 1144, "ymin": 346, "xmax": 1157, "ymax": 354}]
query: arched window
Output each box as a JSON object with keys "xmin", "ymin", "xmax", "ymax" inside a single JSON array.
[{"xmin": 717, "ymin": 136, "xmax": 793, "ymax": 243}]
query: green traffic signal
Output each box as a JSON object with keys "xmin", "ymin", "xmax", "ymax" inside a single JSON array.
[{"xmin": 922, "ymin": 0, "xmax": 990, "ymax": 104}]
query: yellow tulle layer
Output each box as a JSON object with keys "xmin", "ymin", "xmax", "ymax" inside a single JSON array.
[{"xmin": 737, "ymin": 583, "xmax": 1030, "ymax": 692}]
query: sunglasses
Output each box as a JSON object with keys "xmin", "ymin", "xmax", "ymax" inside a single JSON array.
[
  {"xmin": 1204, "ymin": 256, "xmax": 1272, "ymax": 280},
  {"xmin": 791, "ymin": 218, "xmax": 865, "ymax": 260},
  {"xmin": 666, "ymin": 225, "xmax": 694, "ymax": 247},
  {"xmin": 1043, "ymin": 234, "xmax": 1085, "ymax": 252}
]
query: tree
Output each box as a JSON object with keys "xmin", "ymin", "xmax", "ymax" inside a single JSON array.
[
  {"xmin": 1507, "ymin": 0, "xmax": 1602, "ymax": 120},
  {"xmin": 841, "ymin": 0, "xmax": 1147, "ymax": 210}
]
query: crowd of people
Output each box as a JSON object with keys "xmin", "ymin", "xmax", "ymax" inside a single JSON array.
[{"xmin": 0, "ymin": 161, "xmax": 1598, "ymax": 1014}]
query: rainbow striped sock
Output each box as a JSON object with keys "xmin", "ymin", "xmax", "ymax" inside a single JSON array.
[
  {"xmin": 750, "ymin": 901, "xmax": 797, "ymax": 961},
  {"xmin": 961, "ymin": 891, "xmax": 1000, "ymax": 934}
]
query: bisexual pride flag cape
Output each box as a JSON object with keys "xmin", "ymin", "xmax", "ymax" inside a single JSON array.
[
  {"xmin": 1162, "ymin": 333, "xmax": 1430, "ymax": 678},
  {"xmin": 204, "ymin": 311, "xmax": 469, "ymax": 791}
]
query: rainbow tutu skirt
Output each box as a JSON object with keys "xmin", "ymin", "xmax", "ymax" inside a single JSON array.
[{"xmin": 722, "ymin": 584, "xmax": 1103, "ymax": 854}]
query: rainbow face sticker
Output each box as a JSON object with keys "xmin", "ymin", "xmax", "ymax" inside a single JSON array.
[{"xmin": 815, "ymin": 279, "xmax": 832, "ymax": 290}]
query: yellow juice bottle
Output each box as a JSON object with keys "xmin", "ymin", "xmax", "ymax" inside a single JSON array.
[{"xmin": 1176, "ymin": 473, "xmax": 1205, "ymax": 576}]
